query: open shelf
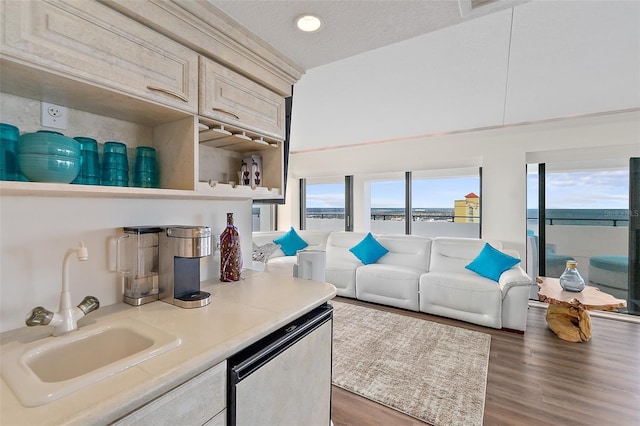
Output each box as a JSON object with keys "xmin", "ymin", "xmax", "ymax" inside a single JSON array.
[
  {"xmin": 0, "ymin": 180, "xmax": 281, "ymax": 200},
  {"xmin": 0, "ymin": 181, "xmax": 193, "ymax": 199},
  {"xmin": 198, "ymin": 120, "xmax": 279, "ymax": 153},
  {"xmin": 195, "ymin": 181, "xmax": 280, "ymax": 199}
]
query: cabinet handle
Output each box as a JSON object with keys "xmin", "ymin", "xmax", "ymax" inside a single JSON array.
[
  {"xmin": 146, "ymin": 85, "xmax": 188, "ymax": 103},
  {"xmin": 211, "ymin": 108, "xmax": 240, "ymax": 120}
]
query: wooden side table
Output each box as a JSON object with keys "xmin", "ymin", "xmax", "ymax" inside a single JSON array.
[{"xmin": 537, "ymin": 277, "xmax": 627, "ymax": 342}]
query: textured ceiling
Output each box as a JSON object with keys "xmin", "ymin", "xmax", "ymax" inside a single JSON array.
[{"xmin": 208, "ymin": 0, "xmax": 527, "ymax": 70}]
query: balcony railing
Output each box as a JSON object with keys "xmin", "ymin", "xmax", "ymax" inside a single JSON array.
[
  {"xmin": 528, "ymin": 217, "xmax": 629, "ymax": 227},
  {"xmin": 305, "ymin": 213, "xmax": 479, "ymax": 222}
]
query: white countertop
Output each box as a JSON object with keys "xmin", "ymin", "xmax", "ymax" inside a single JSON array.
[{"xmin": 0, "ymin": 270, "xmax": 336, "ymax": 425}]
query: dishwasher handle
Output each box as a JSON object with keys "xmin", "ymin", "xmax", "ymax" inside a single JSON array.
[{"xmin": 229, "ymin": 303, "xmax": 333, "ymax": 383}]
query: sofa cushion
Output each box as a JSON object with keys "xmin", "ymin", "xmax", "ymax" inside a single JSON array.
[
  {"xmin": 325, "ymin": 232, "xmax": 368, "ymax": 298},
  {"xmin": 325, "ymin": 261, "xmax": 358, "ymax": 298},
  {"xmin": 465, "ymin": 243, "xmax": 520, "ymax": 282},
  {"xmin": 274, "ymin": 227, "xmax": 308, "ymax": 256},
  {"xmin": 349, "ymin": 232, "xmax": 389, "ymax": 265},
  {"xmin": 419, "ymin": 271, "xmax": 503, "ymax": 328},
  {"xmin": 264, "ymin": 256, "xmax": 297, "ymax": 276},
  {"xmin": 356, "ymin": 264, "xmax": 422, "ymax": 311},
  {"xmin": 429, "ymin": 237, "xmax": 502, "ymax": 274},
  {"xmin": 374, "ymin": 234, "xmax": 432, "ymax": 271}
]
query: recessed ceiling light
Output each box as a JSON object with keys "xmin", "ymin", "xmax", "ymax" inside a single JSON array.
[{"xmin": 296, "ymin": 14, "xmax": 322, "ymax": 32}]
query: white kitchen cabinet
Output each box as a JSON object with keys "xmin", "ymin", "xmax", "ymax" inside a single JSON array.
[
  {"xmin": 203, "ymin": 409, "xmax": 226, "ymax": 426},
  {"xmin": 98, "ymin": 0, "xmax": 303, "ymax": 97},
  {"xmin": 113, "ymin": 361, "xmax": 226, "ymax": 426},
  {"xmin": 199, "ymin": 57, "xmax": 286, "ymax": 141},
  {"xmin": 0, "ymin": 0, "xmax": 198, "ymax": 114},
  {"xmin": 0, "ymin": 0, "xmax": 296, "ymax": 200}
]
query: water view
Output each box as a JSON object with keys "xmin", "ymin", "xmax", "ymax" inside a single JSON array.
[
  {"xmin": 306, "ymin": 207, "xmax": 457, "ymax": 221},
  {"xmin": 528, "ymin": 209, "xmax": 631, "ymax": 227},
  {"xmin": 300, "ymin": 208, "xmax": 631, "ymax": 226}
]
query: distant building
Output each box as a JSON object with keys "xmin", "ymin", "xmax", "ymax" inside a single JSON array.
[{"xmin": 454, "ymin": 192, "xmax": 480, "ymax": 223}]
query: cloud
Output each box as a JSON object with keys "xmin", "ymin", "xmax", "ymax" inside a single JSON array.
[
  {"xmin": 306, "ymin": 193, "xmax": 344, "ymax": 208},
  {"xmin": 371, "ymin": 197, "xmax": 405, "ymax": 208},
  {"xmin": 546, "ymin": 170, "xmax": 628, "ymax": 190},
  {"xmin": 529, "ymin": 170, "xmax": 629, "ymax": 209}
]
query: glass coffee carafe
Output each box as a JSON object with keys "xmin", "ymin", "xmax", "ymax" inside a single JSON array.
[{"xmin": 117, "ymin": 226, "xmax": 162, "ymax": 305}]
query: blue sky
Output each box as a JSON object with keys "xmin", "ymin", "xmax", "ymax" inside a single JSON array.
[
  {"xmin": 527, "ymin": 169, "xmax": 629, "ymax": 209},
  {"xmin": 306, "ymin": 169, "xmax": 630, "ymax": 209},
  {"xmin": 306, "ymin": 177, "xmax": 479, "ymax": 209}
]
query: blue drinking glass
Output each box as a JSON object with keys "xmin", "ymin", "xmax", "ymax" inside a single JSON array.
[
  {"xmin": 1, "ymin": 123, "xmax": 20, "ymax": 181},
  {"xmin": 132, "ymin": 146, "xmax": 159, "ymax": 188},
  {"xmin": 72, "ymin": 137, "xmax": 100, "ymax": 185},
  {"xmin": 101, "ymin": 141, "xmax": 129, "ymax": 186}
]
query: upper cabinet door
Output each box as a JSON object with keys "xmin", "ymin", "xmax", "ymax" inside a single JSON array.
[
  {"xmin": 0, "ymin": 0, "xmax": 198, "ymax": 113},
  {"xmin": 199, "ymin": 57, "xmax": 286, "ymax": 141}
]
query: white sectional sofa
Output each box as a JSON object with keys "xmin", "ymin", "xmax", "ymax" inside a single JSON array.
[{"xmin": 252, "ymin": 230, "xmax": 533, "ymax": 331}]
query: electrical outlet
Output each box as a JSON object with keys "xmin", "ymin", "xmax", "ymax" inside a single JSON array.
[{"xmin": 41, "ymin": 102, "xmax": 68, "ymax": 130}]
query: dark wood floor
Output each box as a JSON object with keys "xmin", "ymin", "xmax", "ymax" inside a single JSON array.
[{"xmin": 330, "ymin": 297, "xmax": 640, "ymax": 426}]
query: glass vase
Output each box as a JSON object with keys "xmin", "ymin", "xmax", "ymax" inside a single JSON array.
[{"xmin": 559, "ymin": 260, "xmax": 585, "ymax": 292}]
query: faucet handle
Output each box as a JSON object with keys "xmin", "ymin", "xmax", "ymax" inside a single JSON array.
[
  {"xmin": 25, "ymin": 307, "xmax": 54, "ymax": 326},
  {"xmin": 77, "ymin": 296, "xmax": 100, "ymax": 315}
]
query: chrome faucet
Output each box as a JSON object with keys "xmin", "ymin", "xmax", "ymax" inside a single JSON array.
[{"xmin": 25, "ymin": 242, "xmax": 100, "ymax": 336}]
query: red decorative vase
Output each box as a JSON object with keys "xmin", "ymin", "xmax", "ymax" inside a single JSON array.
[{"xmin": 220, "ymin": 213, "xmax": 241, "ymax": 282}]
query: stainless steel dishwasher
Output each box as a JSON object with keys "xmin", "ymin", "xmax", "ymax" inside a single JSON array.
[{"xmin": 227, "ymin": 303, "xmax": 333, "ymax": 426}]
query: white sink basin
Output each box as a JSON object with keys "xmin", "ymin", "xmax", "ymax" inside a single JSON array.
[{"xmin": 1, "ymin": 318, "xmax": 180, "ymax": 407}]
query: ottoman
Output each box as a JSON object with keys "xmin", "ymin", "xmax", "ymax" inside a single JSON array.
[{"xmin": 588, "ymin": 255, "xmax": 628, "ymax": 300}]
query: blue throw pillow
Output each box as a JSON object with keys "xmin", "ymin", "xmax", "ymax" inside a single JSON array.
[
  {"xmin": 349, "ymin": 233, "xmax": 389, "ymax": 265},
  {"xmin": 273, "ymin": 227, "xmax": 308, "ymax": 256},
  {"xmin": 465, "ymin": 243, "xmax": 520, "ymax": 282}
]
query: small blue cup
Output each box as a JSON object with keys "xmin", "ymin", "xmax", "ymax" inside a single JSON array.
[
  {"xmin": 1, "ymin": 123, "xmax": 21, "ymax": 181},
  {"xmin": 101, "ymin": 141, "xmax": 129, "ymax": 186},
  {"xmin": 72, "ymin": 137, "xmax": 100, "ymax": 185}
]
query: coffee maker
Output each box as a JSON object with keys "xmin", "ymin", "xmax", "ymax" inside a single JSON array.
[{"xmin": 158, "ymin": 226, "xmax": 212, "ymax": 308}]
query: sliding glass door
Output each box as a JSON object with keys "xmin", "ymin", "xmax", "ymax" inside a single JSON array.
[{"xmin": 528, "ymin": 160, "xmax": 632, "ymax": 313}]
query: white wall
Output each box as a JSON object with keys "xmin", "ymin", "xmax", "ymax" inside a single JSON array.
[
  {"xmin": 505, "ymin": 0, "xmax": 640, "ymax": 123},
  {"xmin": 289, "ymin": 0, "xmax": 639, "ymax": 152},
  {"xmin": 0, "ymin": 94, "xmax": 254, "ymax": 332},
  {"xmin": 286, "ymin": 111, "xmax": 640, "ymax": 258},
  {"xmin": 0, "ymin": 196, "xmax": 252, "ymax": 332},
  {"xmin": 283, "ymin": 0, "xmax": 640, "ymax": 259},
  {"xmin": 289, "ymin": 8, "xmax": 512, "ymax": 151}
]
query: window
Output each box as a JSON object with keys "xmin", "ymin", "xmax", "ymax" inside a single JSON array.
[
  {"xmin": 411, "ymin": 169, "xmax": 481, "ymax": 238},
  {"xmin": 369, "ymin": 178, "xmax": 406, "ymax": 234},
  {"xmin": 299, "ymin": 169, "xmax": 480, "ymax": 237},
  {"xmin": 303, "ymin": 179, "xmax": 346, "ymax": 231},
  {"xmin": 252, "ymin": 204, "xmax": 276, "ymax": 232}
]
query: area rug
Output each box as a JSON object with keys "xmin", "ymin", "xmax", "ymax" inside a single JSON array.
[{"xmin": 331, "ymin": 300, "xmax": 491, "ymax": 426}]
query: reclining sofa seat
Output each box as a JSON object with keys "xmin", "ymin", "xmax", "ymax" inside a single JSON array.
[
  {"xmin": 324, "ymin": 231, "xmax": 367, "ymax": 298},
  {"xmin": 355, "ymin": 234, "xmax": 432, "ymax": 311},
  {"xmin": 419, "ymin": 237, "xmax": 531, "ymax": 331}
]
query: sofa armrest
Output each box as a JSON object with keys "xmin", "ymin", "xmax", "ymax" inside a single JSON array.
[{"xmin": 498, "ymin": 266, "xmax": 533, "ymax": 297}]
